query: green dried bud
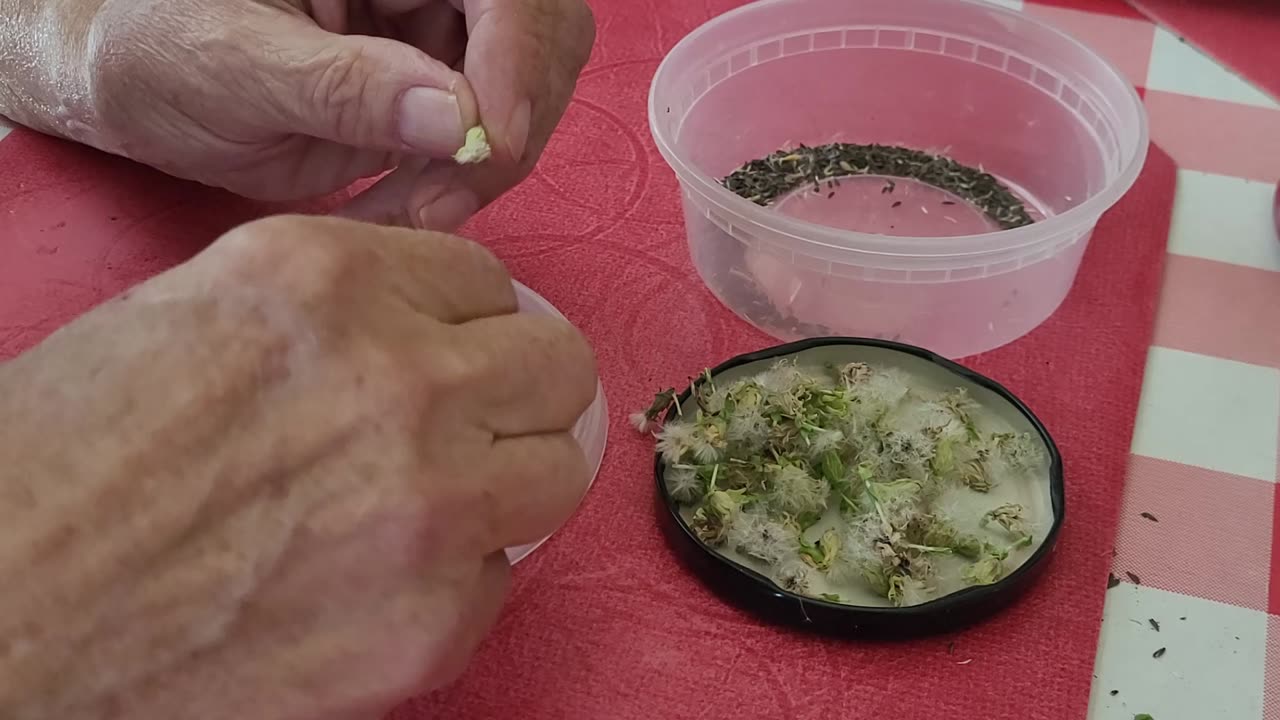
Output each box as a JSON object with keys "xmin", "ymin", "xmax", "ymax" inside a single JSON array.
[
  {"xmin": 918, "ymin": 518, "xmax": 985, "ymax": 559},
  {"xmin": 867, "ymin": 479, "xmax": 923, "ymax": 505},
  {"xmin": 802, "ymin": 528, "xmax": 841, "ymax": 571},
  {"xmin": 931, "ymin": 436, "xmax": 956, "ymax": 476},
  {"xmin": 886, "ymin": 574, "xmax": 908, "ymax": 606},
  {"xmin": 943, "ymin": 388, "xmax": 980, "ymax": 442},
  {"xmin": 960, "ymin": 458, "xmax": 992, "ymax": 492},
  {"xmin": 690, "ymin": 489, "xmax": 747, "ymax": 545},
  {"xmin": 981, "ymin": 503, "xmax": 1030, "ymax": 541},
  {"xmin": 818, "ymin": 450, "xmax": 845, "ymax": 485},
  {"xmin": 962, "ymin": 554, "xmax": 1005, "ymax": 585},
  {"xmin": 861, "ymin": 563, "xmax": 890, "ymax": 596},
  {"xmin": 838, "ymin": 362, "xmax": 874, "ymax": 387}
]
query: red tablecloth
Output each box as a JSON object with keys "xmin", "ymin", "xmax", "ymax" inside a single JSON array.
[{"xmin": 0, "ymin": 0, "xmax": 1179, "ymax": 717}]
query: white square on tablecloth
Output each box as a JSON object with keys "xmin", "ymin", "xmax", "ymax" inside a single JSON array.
[
  {"xmin": 1146, "ymin": 27, "xmax": 1280, "ymax": 110},
  {"xmin": 1131, "ymin": 347, "xmax": 1279, "ymax": 482},
  {"xmin": 1090, "ymin": 583, "xmax": 1267, "ymax": 719},
  {"xmin": 1167, "ymin": 169, "xmax": 1280, "ymax": 273}
]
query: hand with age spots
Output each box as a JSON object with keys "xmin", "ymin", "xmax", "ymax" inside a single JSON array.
[
  {"xmin": 0, "ymin": 216, "xmax": 598, "ymax": 719},
  {"xmin": 0, "ymin": 0, "xmax": 595, "ymax": 231}
]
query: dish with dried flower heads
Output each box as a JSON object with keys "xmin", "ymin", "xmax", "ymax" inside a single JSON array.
[{"xmin": 635, "ymin": 338, "xmax": 1064, "ymax": 634}]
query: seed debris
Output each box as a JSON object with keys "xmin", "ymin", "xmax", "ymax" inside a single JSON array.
[
  {"xmin": 1126, "ymin": 571, "xmax": 1141, "ymax": 585},
  {"xmin": 721, "ymin": 142, "xmax": 1036, "ymax": 229},
  {"xmin": 1140, "ymin": 512, "xmax": 1159, "ymax": 522},
  {"xmin": 1152, "ymin": 647, "xmax": 1166, "ymax": 659}
]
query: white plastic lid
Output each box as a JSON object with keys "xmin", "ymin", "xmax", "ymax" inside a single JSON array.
[{"xmin": 504, "ymin": 281, "xmax": 609, "ymax": 564}]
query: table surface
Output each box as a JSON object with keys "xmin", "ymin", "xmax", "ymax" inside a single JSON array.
[{"xmin": 2, "ymin": 0, "xmax": 1278, "ymax": 718}]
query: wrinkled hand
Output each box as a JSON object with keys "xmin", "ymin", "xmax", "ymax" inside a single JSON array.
[
  {"xmin": 0, "ymin": 216, "xmax": 597, "ymax": 719},
  {"xmin": 0, "ymin": 0, "xmax": 595, "ymax": 230}
]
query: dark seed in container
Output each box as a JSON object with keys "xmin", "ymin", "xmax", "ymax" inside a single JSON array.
[
  {"xmin": 1152, "ymin": 648, "xmax": 1166, "ymax": 659},
  {"xmin": 1149, "ymin": 619, "xmax": 1160, "ymax": 632},
  {"xmin": 892, "ymin": 200, "xmax": 903, "ymax": 208},
  {"xmin": 720, "ymin": 142, "xmax": 1036, "ymax": 229}
]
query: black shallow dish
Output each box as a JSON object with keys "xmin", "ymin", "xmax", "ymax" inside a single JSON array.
[{"xmin": 653, "ymin": 337, "xmax": 1065, "ymax": 638}]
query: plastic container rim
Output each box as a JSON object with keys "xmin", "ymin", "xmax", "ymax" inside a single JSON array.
[
  {"xmin": 505, "ymin": 281, "xmax": 609, "ymax": 565},
  {"xmin": 647, "ymin": 0, "xmax": 1151, "ymax": 261}
]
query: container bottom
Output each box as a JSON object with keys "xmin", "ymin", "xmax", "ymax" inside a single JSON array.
[{"xmin": 684, "ymin": 201, "xmax": 1091, "ymax": 358}]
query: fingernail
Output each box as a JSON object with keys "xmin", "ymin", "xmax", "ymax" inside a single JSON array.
[
  {"xmin": 398, "ymin": 88, "xmax": 466, "ymax": 156},
  {"xmin": 416, "ymin": 188, "xmax": 479, "ymax": 231},
  {"xmin": 506, "ymin": 100, "xmax": 532, "ymax": 163}
]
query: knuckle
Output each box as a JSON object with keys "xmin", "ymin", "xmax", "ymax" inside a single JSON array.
[
  {"xmin": 212, "ymin": 216, "xmax": 357, "ymax": 299},
  {"xmin": 529, "ymin": 316, "xmax": 598, "ymax": 410},
  {"xmin": 419, "ymin": 338, "xmax": 483, "ymax": 396},
  {"xmin": 306, "ymin": 43, "xmax": 374, "ymax": 141}
]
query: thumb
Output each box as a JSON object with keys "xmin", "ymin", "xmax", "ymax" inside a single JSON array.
[{"xmin": 254, "ymin": 17, "xmax": 480, "ymax": 157}]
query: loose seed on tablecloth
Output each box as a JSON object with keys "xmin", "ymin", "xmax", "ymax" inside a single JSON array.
[
  {"xmin": 1140, "ymin": 512, "xmax": 1158, "ymax": 522},
  {"xmin": 1126, "ymin": 571, "xmax": 1141, "ymax": 584}
]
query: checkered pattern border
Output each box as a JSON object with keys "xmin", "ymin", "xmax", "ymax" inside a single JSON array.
[{"xmin": 984, "ymin": 1, "xmax": 1280, "ymax": 718}]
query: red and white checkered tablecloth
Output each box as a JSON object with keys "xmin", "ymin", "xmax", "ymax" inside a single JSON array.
[
  {"xmin": 982, "ymin": 1, "xmax": 1279, "ymax": 718},
  {"xmin": 0, "ymin": 0, "xmax": 1276, "ymax": 718}
]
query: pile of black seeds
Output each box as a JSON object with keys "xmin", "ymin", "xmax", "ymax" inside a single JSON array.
[{"xmin": 721, "ymin": 142, "xmax": 1036, "ymax": 230}]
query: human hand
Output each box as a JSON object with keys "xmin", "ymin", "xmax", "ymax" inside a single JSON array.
[
  {"xmin": 0, "ymin": 215, "xmax": 597, "ymax": 720},
  {"xmin": 0, "ymin": 0, "xmax": 595, "ymax": 231}
]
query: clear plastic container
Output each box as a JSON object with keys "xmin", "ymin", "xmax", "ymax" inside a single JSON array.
[
  {"xmin": 648, "ymin": 0, "xmax": 1148, "ymax": 358},
  {"xmin": 505, "ymin": 281, "xmax": 609, "ymax": 564}
]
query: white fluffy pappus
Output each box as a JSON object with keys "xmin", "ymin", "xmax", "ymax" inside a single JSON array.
[
  {"xmin": 772, "ymin": 556, "xmax": 814, "ymax": 594},
  {"xmin": 767, "ymin": 465, "xmax": 831, "ymax": 516},
  {"xmin": 728, "ymin": 507, "xmax": 799, "ymax": 566},
  {"xmin": 654, "ymin": 421, "xmax": 697, "ymax": 465},
  {"xmin": 665, "ymin": 465, "xmax": 703, "ymax": 503}
]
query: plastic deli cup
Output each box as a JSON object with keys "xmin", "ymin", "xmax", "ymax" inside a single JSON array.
[
  {"xmin": 505, "ymin": 282, "xmax": 609, "ymax": 564},
  {"xmin": 648, "ymin": 0, "xmax": 1148, "ymax": 358}
]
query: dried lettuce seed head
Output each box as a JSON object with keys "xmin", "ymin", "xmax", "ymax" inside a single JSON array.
[
  {"xmin": 728, "ymin": 507, "xmax": 798, "ymax": 565},
  {"xmin": 981, "ymin": 503, "xmax": 1030, "ymax": 540},
  {"xmin": 962, "ymin": 554, "xmax": 1005, "ymax": 585},
  {"xmin": 453, "ymin": 126, "xmax": 492, "ymax": 164},
  {"xmin": 665, "ymin": 465, "xmax": 703, "ymax": 503},
  {"xmin": 767, "ymin": 464, "xmax": 830, "ymax": 516},
  {"xmin": 773, "ymin": 557, "xmax": 814, "ymax": 594}
]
